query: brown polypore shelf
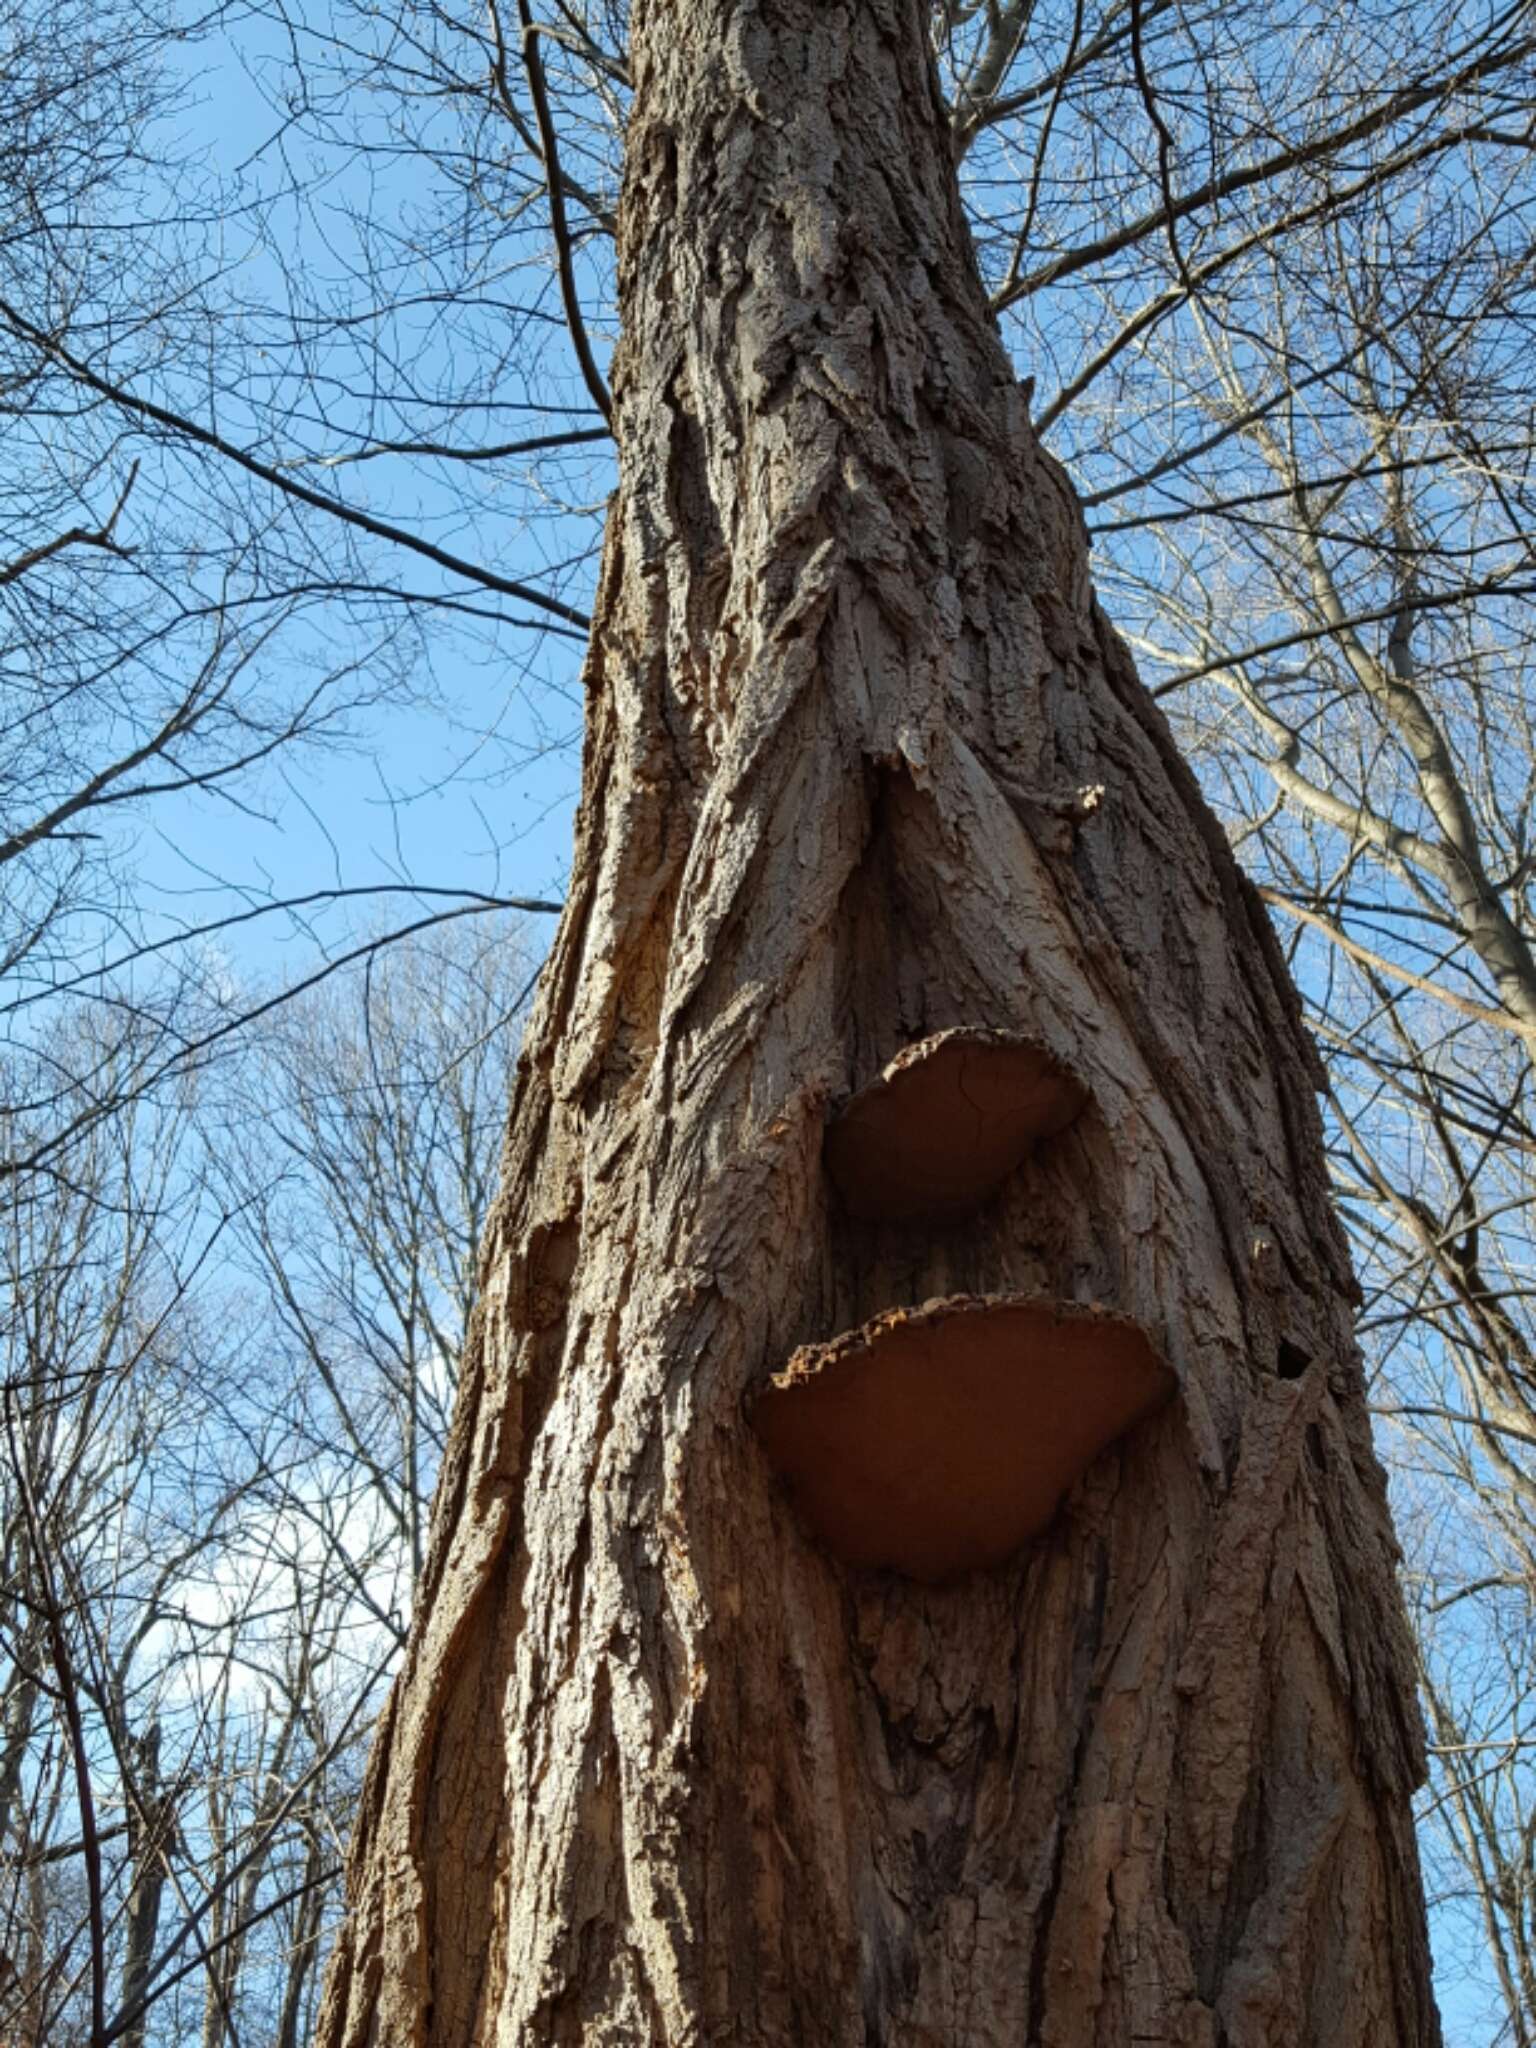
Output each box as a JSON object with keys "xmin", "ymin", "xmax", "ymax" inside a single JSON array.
[
  {"xmin": 825, "ymin": 1030, "xmax": 1088, "ymax": 1221},
  {"xmin": 753, "ymin": 1294, "xmax": 1175, "ymax": 1582}
]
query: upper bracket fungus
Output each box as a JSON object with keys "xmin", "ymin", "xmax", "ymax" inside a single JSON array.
[
  {"xmin": 753, "ymin": 1294, "xmax": 1175, "ymax": 1582},
  {"xmin": 825, "ymin": 1029, "xmax": 1088, "ymax": 1221}
]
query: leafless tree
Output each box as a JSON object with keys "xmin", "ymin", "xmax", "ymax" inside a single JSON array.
[
  {"xmin": 310, "ymin": 2, "xmax": 1449, "ymax": 2036},
  {"xmin": 1048, "ymin": 32, "xmax": 1536, "ymax": 2034},
  {"xmin": 212, "ymin": 915, "xmax": 539, "ymax": 1600},
  {"xmin": 5, "ymin": 0, "xmax": 1536, "ymax": 2035},
  {"xmin": 1, "ymin": 920, "xmax": 532, "ymax": 2047}
]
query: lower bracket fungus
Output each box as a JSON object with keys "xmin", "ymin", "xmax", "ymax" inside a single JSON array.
[
  {"xmin": 825, "ymin": 1029, "xmax": 1088, "ymax": 1221},
  {"xmin": 754, "ymin": 1294, "xmax": 1175, "ymax": 1582}
]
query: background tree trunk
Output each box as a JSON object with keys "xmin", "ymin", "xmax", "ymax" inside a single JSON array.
[{"xmin": 317, "ymin": 2, "xmax": 1440, "ymax": 2041}]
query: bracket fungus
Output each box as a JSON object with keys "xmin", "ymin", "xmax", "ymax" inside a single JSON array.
[
  {"xmin": 825, "ymin": 1029, "xmax": 1088, "ymax": 1221},
  {"xmin": 754, "ymin": 1294, "xmax": 1175, "ymax": 1582}
]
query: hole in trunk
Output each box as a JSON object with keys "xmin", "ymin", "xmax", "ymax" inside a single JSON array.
[{"xmin": 1277, "ymin": 1339, "xmax": 1312, "ymax": 1380}]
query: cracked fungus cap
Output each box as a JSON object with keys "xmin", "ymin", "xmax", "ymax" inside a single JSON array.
[
  {"xmin": 825, "ymin": 1030, "xmax": 1089, "ymax": 1222},
  {"xmin": 753, "ymin": 1294, "xmax": 1176, "ymax": 1582}
]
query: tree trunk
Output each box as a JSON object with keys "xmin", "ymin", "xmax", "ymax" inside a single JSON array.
[
  {"xmin": 118, "ymin": 1723, "xmax": 169, "ymax": 2048},
  {"xmin": 317, "ymin": 3, "xmax": 1440, "ymax": 2041}
]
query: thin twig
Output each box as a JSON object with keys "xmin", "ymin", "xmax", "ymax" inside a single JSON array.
[
  {"xmin": 1258, "ymin": 890, "xmax": 1536, "ymax": 1044},
  {"xmin": 3, "ymin": 1392, "xmax": 107, "ymax": 2046},
  {"xmin": 1128, "ymin": 0, "xmax": 1196, "ymax": 297},
  {"xmin": 1151, "ymin": 574, "xmax": 1536, "ymax": 697},
  {"xmin": 492, "ymin": 0, "xmax": 613, "ymax": 423},
  {"xmin": 0, "ymin": 463, "xmax": 140, "ymax": 587},
  {"xmin": 0, "ymin": 295, "xmax": 593, "ymax": 631}
]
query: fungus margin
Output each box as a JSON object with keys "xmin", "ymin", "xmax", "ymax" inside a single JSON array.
[
  {"xmin": 754, "ymin": 1293, "xmax": 1175, "ymax": 1582},
  {"xmin": 825, "ymin": 1030, "xmax": 1088, "ymax": 1221}
]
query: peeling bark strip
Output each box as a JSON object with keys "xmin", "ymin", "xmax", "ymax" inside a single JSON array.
[{"xmin": 318, "ymin": 4, "xmax": 1440, "ymax": 2042}]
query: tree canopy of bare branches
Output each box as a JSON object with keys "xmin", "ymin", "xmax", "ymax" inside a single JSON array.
[{"xmin": 3, "ymin": 0, "xmax": 1535, "ymax": 2036}]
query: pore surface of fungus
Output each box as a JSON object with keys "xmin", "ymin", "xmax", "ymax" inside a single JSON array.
[
  {"xmin": 754, "ymin": 1293, "xmax": 1175, "ymax": 1582},
  {"xmin": 825, "ymin": 1029, "xmax": 1088, "ymax": 1221}
]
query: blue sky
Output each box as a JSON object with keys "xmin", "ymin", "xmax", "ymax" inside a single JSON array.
[
  {"xmin": 97, "ymin": 11, "xmax": 1519, "ymax": 2037},
  {"xmin": 123, "ymin": 7, "xmax": 612, "ymax": 991}
]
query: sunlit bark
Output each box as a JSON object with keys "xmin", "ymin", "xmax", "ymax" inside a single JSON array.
[{"xmin": 318, "ymin": 5, "xmax": 1439, "ymax": 2041}]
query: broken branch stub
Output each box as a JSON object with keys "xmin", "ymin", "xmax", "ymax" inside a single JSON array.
[
  {"xmin": 825, "ymin": 1029, "xmax": 1088, "ymax": 1221},
  {"xmin": 753, "ymin": 1293, "xmax": 1176, "ymax": 1583}
]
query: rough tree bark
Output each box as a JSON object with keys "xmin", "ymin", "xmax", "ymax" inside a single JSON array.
[{"xmin": 317, "ymin": 3, "xmax": 1441, "ymax": 2041}]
